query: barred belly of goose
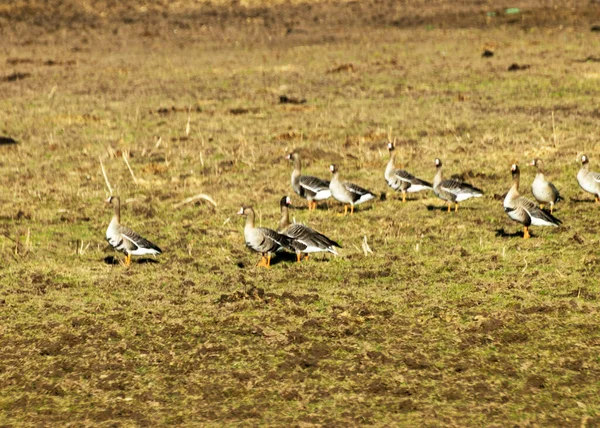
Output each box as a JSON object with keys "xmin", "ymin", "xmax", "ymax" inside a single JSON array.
[
  {"xmin": 105, "ymin": 196, "xmax": 162, "ymax": 266},
  {"xmin": 238, "ymin": 206, "xmax": 294, "ymax": 268},
  {"xmin": 504, "ymin": 164, "xmax": 561, "ymax": 239},
  {"xmin": 432, "ymin": 158, "xmax": 483, "ymax": 212},
  {"xmin": 278, "ymin": 196, "xmax": 341, "ymax": 262},
  {"xmin": 385, "ymin": 142, "xmax": 432, "ymax": 202},
  {"xmin": 576, "ymin": 154, "xmax": 600, "ymax": 203},
  {"xmin": 328, "ymin": 164, "xmax": 375, "ymax": 215},
  {"xmin": 286, "ymin": 152, "xmax": 331, "ymax": 211},
  {"xmin": 530, "ymin": 159, "xmax": 562, "ymax": 213}
]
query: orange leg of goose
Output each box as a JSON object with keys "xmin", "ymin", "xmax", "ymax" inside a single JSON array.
[
  {"xmin": 402, "ymin": 192, "xmax": 406, "ymax": 203},
  {"xmin": 596, "ymin": 196, "xmax": 599, "ymax": 204},
  {"xmin": 447, "ymin": 203, "xmax": 451, "ymax": 212},
  {"xmin": 125, "ymin": 254, "xmax": 132, "ymax": 266},
  {"xmin": 266, "ymin": 254, "xmax": 272, "ymax": 267},
  {"xmin": 307, "ymin": 201, "xmax": 312, "ymax": 210},
  {"xmin": 256, "ymin": 255, "xmax": 268, "ymax": 267},
  {"xmin": 550, "ymin": 204, "xmax": 554, "ymax": 214},
  {"xmin": 539, "ymin": 203, "xmax": 545, "ymax": 210},
  {"xmin": 344, "ymin": 205, "xmax": 349, "ymax": 215},
  {"xmin": 523, "ymin": 226, "xmax": 530, "ymax": 239},
  {"xmin": 350, "ymin": 205, "xmax": 355, "ymax": 215},
  {"xmin": 296, "ymin": 253, "xmax": 302, "ymax": 263},
  {"xmin": 455, "ymin": 203, "xmax": 459, "ymax": 212},
  {"xmin": 304, "ymin": 254, "xmax": 309, "ymax": 260}
]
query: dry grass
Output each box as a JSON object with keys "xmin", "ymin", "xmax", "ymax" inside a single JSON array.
[{"xmin": 1, "ymin": 1, "xmax": 600, "ymax": 426}]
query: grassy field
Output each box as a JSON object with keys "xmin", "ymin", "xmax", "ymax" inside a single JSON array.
[{"xmin": 2, "ymin": 1, "xmax": 600, "ymax": 426}]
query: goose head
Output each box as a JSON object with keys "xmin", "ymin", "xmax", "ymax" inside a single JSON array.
[
  {"xmin": 434, "ymin": 158, "xmax": 442, "ymax": 168},
  {"xmin": 530, "ymin": 158, "xmax": 544, "ymax": 170},
  {"xmin": 329, "ymin": 164, "xmax": 338, "ymax": 174},
  {"xmin": 105, "ymin": 195, "xmax": 119, "ymax": 205},
  {"xmin": 279, "ymin": 195, "xmax": 291, "ymax": 208},
  {"xmin": 387, "ymin": 141, "xmax": 395, "ymax": 152},
  {"xmin": 581, "ymin": 154, "xmax": 589, "ymax": 165},
  {"xmin": 237, "ymin": 206, "xmax": 253, "ymax": 216}
]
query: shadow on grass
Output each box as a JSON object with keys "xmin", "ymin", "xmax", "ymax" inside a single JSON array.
[
  {"xmin": 103, "ymin": 256, "xmax": 160, "ymax": 265},
  {"xmin": 495, "ymin": 228, "xmax": 531, "ymax": 239},
  {"xmin": 241, "ymin": 251, "xmax": 331, "ymax": 268},
  {"xmin": 425, "ymin": 204, "xmax": 476, "ymax": 212},
  {"xmin": 570, "ymin": 197, "xmax": 596, "ymax": 204}
]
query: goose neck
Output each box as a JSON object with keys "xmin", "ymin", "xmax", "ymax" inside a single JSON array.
[{"xmin": 278, "ymin": 205, "xmax": 290, "ymax": 232}]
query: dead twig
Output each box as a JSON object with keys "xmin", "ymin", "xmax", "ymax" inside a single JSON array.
[
  {"xmin": 173, "ymin": 193, "xmax": 217, "ymax": 209},
  {"xmin": 122, "ymin": 151, "xmax": 138, "ymax": 185},
  {"xmin": 99, "ymin": 157, "xmax": 113, "ymax": 194}
]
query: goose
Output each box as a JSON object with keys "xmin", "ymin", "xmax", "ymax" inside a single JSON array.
[
  {"xmin": 433, "ymin": 158, "xmax": 483, "ymax": 212},
  {"xmin": 286, "ymin": 152, "xmax": 331, "ymax": 210},
  {"xmin": 105, "ymin": 196, "xmax": 162, "ymax": 266},
  {"xmin": 576, "ymin": 154, "xmax": 600, "ymax": 203},
  {"xmin": 237, "ymin": 206, "xmax": 294, "ymax": 267},
  {"xmin": 278, "ymin": 196, "xmax": 341, "ymax": 262},
  {"xmin": 329, "ymin": 164, "xmax": 375, "ymax": 215},
  {"xmin": 504, "ymin": 164, "xmax": 561, "ymax": 239},
  {"xmin": 384, "ymin": 142, "xmax": 432, "ymax": 202},
  {"xmin": 530, "ymin": 159, "xmax": 562, "ymax": 213}
]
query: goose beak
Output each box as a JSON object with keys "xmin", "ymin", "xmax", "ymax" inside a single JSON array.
[
  {"xmin": 237, "ymin": 207, "xmax": 244, "ymax": 215},
  {"xmin": 286, "ymin": 196, "xmax": 291, "ymax": 205},
  {"xmin": 530, "ymin": 160, "xmax": 535, "ymax": 166},
  {"xmin": 105, "ymin": 196, "xmax": 112, "ymax": 204},
  {"xmin": 285, "ymin": 153, "xmax": 291, "ymax": 160}
]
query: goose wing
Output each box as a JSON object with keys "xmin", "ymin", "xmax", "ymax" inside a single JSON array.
[
  {"xmin": 394, "ymin": 169, "xmax": 432, "ymax": 187},
  {"xmin": 254, "ymin": 227, "xmax": 295, "ymax": 253},
  {"xmin": 118, "ymin": 225, "xmax": 162, "ymax": 253},
  {"xmin": 285, "ymin": 224, "xmax": 341, "ymax": 253},
  {"xmin": 441, "ymin": 178, "xmax": 483, "ymax": 196},
  {"xmin": 548, "ymin": 182, "xmax": 562, "ymax": 202},
  {"xmin": 299, "ymin": 175, "xmax": 330, "ymax": 193},
  {"xmin": 343, "ymin": 181, "xmax": 374, "ymax": 201},
  {"xmin": 507, "ymin": 196, "xmax": 561, "ymax": 226},
  {"xmin": 393, "ymin": 169, "xmax": 417, "ymax": 183}
]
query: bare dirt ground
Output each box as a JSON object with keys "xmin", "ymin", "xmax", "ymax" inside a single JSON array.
[{"xmin": 2, "ymin": 0, "xmax": 600, "ymax": 426}]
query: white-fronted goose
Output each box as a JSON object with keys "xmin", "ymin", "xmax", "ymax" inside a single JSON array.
[
  {"xmin": 385, "ymin": 142, "xmax": 432, "ymax": 202},
  {"xmin": 504, "ymin": 164, "xmax": 561, "ymax": 239},
  {"xmin": 577, "ymin": 154, "xmax": 600, "ymax": 203},
  {"xmin": 329, "ymin": 164, "xmax": 375, "ymax": 215},
  {"xmin": 286, "ymin": 152, "xmax": 331, "ymax": 210},
  {"xmin": 105, "ymin": 196, "xmax": 162, "ymax": 266},
  {"xmin": 278, "ymin": 196, "xmax": 341, "ymax": 262},
  {"xmin": 238, "ymin": 206, "xmax": 294, "ymax": 267},
  {"xmin": 530, "ymin": 159, "xmax": 562, "ymax": 213},
  {"xmin": 433, "ymin": 158, "xmax": 483, "ymax": 212}
]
